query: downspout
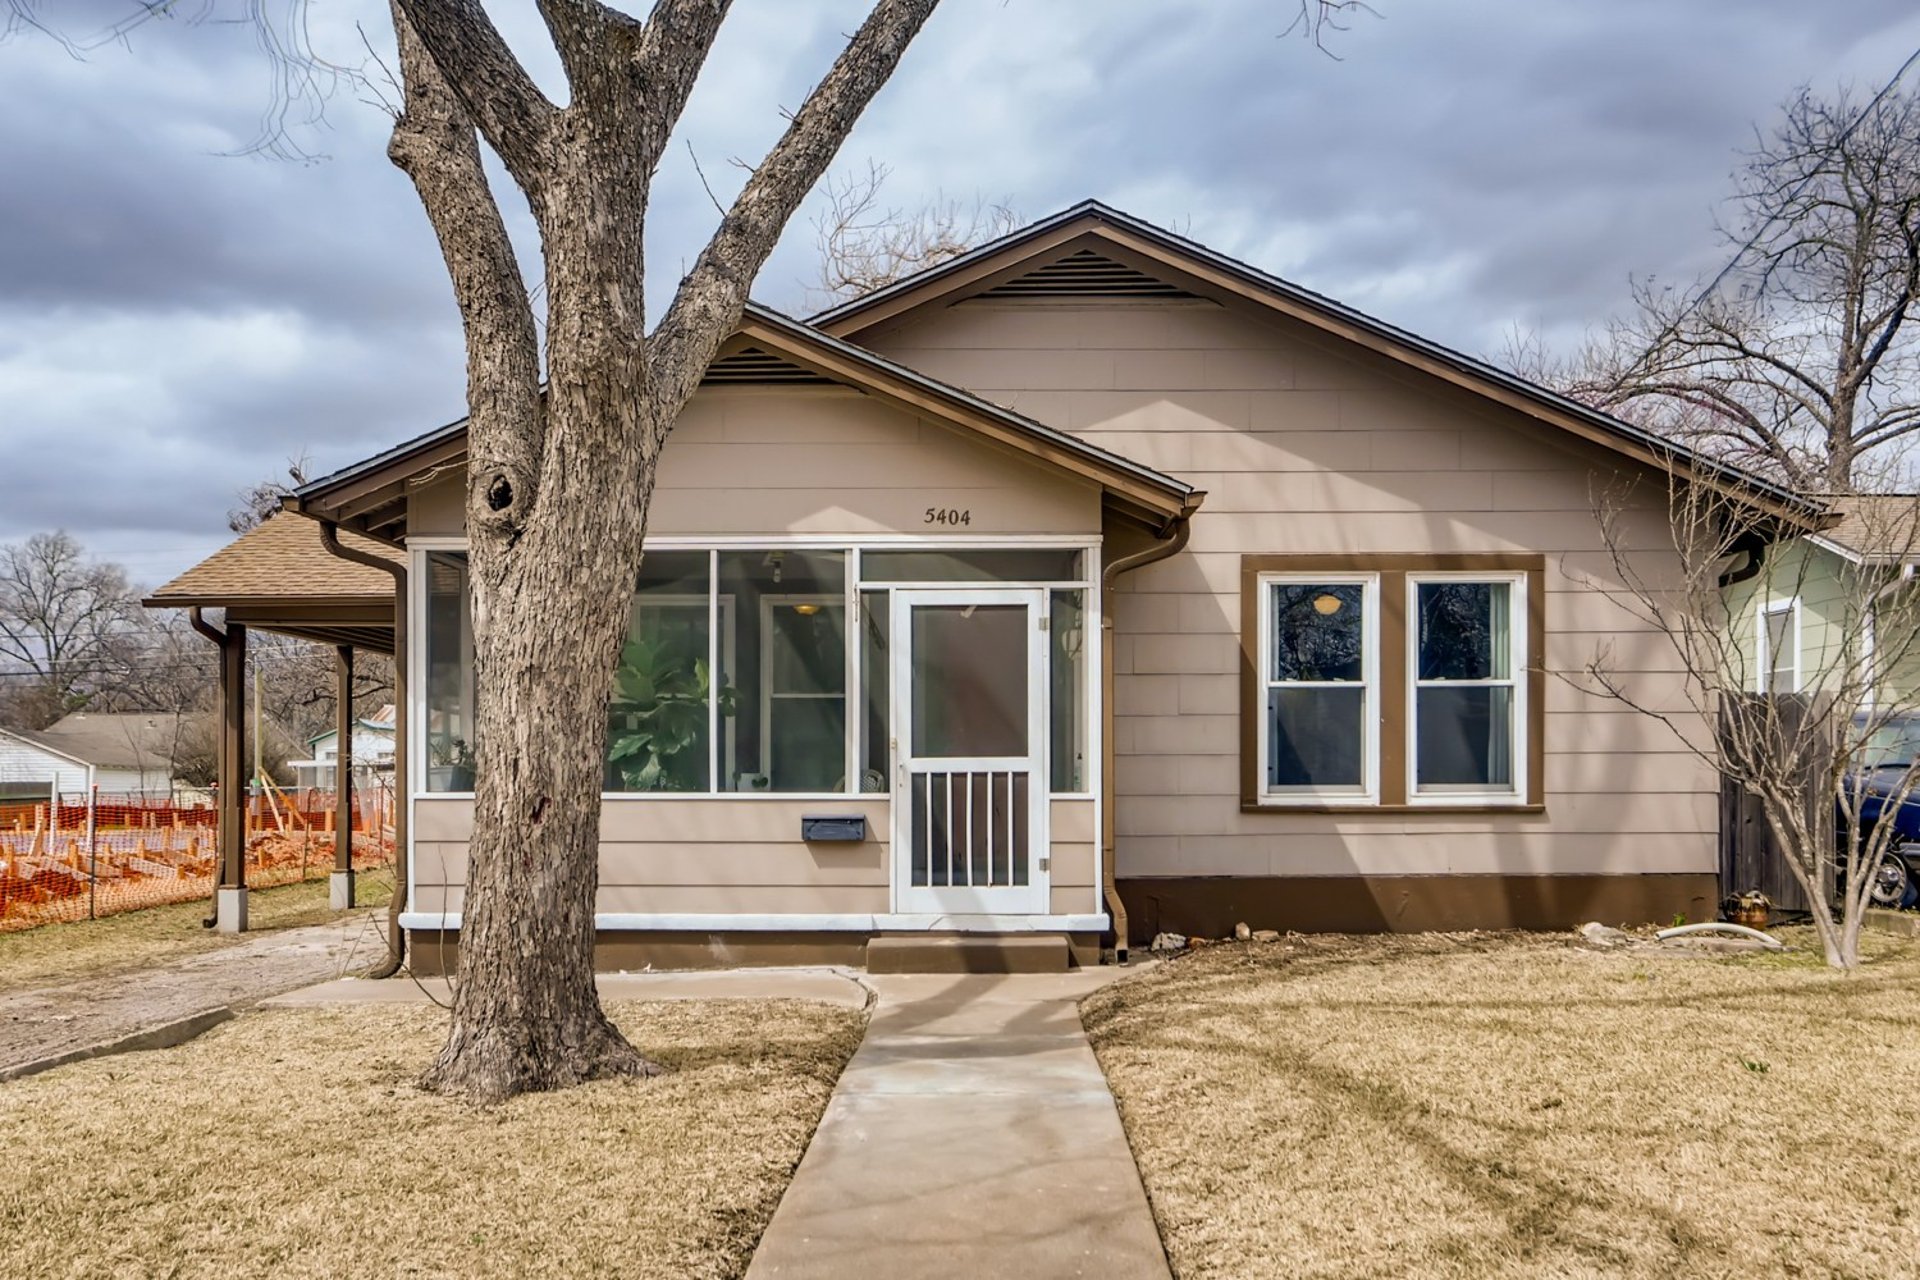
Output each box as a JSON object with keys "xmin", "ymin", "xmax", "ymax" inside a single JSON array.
[
  {"xmin": 317, "ymin": 521, "xmax": 410, "ymax": 979},
  {"xmin": 1718, "ymin": 530, "xmax": 1768, "ymax": 588},
  {"xmin": 187, "ymin": 606, "xmax": 229, "ymax": 929},
  {"xmin": 1100, "ymin": 513, "xmax": 1193, "ymax": 964}
]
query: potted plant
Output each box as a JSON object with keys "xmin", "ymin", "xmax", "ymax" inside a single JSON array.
[
  {"xmin": 429, "ymin": 736, "xmax": 476, "ymax": 792},
  {"xmin": 606, "ymin": 636, "xmax": 735, "ymax": 791}
]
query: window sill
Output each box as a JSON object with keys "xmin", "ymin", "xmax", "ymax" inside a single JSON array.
[{"xmin": 1241, "ymin": 801, "xmax": 1545, "ymax": 815}]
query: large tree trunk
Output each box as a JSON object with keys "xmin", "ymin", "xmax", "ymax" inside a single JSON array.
[{"xmin": 386, "ymin": 0, "xmax": 941, "ymax": 1101}]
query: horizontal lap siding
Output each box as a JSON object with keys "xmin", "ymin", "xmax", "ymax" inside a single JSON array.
[
  {"xmin": 412, "ymin": 795, "xmax": 1099, "ymax": 917},
  {"xmin": 867, "ymin": 300, "xmax": 1715, "ymax": 882},
  {"xmin": 411, "ymin": 388, "xmax": 1102, "ymax": 538}
]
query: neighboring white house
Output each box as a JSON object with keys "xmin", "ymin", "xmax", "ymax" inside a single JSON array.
[
  {"xmin": 0, "ymin": 728, "xmax": 94, "ymax": 802},
  {"xmin": 0, "ymin": 712, "xmax": 189, "ymax": 800},
  {"xmin": 289, "ymin": 704, "xmax": 396, "ymax": 790}
]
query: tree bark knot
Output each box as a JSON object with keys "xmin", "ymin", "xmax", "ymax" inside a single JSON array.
[{"xmin": 469, "ymin": 465, "xmax": 535, "ymax": 538}]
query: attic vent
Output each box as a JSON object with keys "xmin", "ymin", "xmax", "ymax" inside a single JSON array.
[
  {"xmin": 701, "ymin": 347, "xmax": 834, "ymax": 385},
  {"xmin": 978, "ymin": 248, "xmax": 1197, "ymax": 299}
]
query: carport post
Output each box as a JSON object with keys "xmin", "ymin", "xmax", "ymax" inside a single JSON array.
[
  {"xmin": 215, "ymin": 621, "xmax": 248, "ymax": 932},
  {"xmin": 330, "ymin": 644, "xmax": 356, "ymax": 910}
]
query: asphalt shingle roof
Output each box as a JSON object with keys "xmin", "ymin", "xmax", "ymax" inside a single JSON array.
[{"xmin": 146, "ymin": 515, "xmax": 399, "ymax": 605}]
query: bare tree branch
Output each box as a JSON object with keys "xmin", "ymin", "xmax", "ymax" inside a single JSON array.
[{"xmin": 646, "ymin": 0, "xmax": 942, "ymax": 424}]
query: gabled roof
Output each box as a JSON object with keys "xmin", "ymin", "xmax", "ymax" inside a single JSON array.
[
  {"xmin": 814, "ymin": 200, "xmax": 1823, "ymax": 529},
  {"xmin": 0, "ymin": 726, "xmax": 94, "ymax": 772},
  {"xmin": 14, "ymin": 713, "xmax": 186, "ymax": 772},
  {"xmin": 290, "ymin": 302, "xmax": 1205, "ymax": 538},
  {"xmin": 1806, "ymin": 494, "xmax": 1920, "ymax": 565}
]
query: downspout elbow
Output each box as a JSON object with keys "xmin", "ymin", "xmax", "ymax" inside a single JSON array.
[{"xmin": 1717, "ymin": 531, "xmax": 1768, "ymax": 588}]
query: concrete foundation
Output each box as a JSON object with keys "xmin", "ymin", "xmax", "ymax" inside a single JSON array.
[
  {"xmin": 329, "ymin": 870, "xmax": 356, "ymax": 911},
  {"xmin": 214, "ymin": 887, "xmax": 249, "ymax": 934}
]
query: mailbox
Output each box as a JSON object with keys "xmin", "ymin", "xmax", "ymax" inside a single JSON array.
[{"xmin": 801, "ymin": 815, "xmax": 866, "ymax": 842}]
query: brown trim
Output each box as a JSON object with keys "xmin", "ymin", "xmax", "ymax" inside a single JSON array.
[
  {"xmin": 732, "ymin": 315, "xmax": 1202, "ymax": 522},
  {"xmin": 1240, "ymin": 553, "xmax": 1547, "ymax": 812},
  {"xmin": 1117, "ymin": 874, "xmax": 1720, "ymax": 942}
]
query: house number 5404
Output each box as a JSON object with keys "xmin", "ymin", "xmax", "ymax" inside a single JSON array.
[{"xmin": 924, "ymin": 507, "xmax": 972, "ymax": 525}]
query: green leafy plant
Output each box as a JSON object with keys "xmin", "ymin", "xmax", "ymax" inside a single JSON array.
[{"xmin": 606, "ymin": 636, "xmax": 734, "ymax": 792}]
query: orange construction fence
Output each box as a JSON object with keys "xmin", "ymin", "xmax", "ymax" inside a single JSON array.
[{"xmin": 0, "ymin": 785, "xmax": 395, "ymax": 933}]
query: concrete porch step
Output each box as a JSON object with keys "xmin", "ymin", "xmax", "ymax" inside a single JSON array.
[{"xmin": 865, "ymin": 933, "xmax": 1072, "ymax": 975}]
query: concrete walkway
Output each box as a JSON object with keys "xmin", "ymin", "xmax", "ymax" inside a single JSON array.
[
  {"xmin": 0, "ymin": 911, "xmax": 390, "ymax": 1079},
  {"xmin": 746, "ymin": 969, "xmax": 1171, "ymax": 1280}
]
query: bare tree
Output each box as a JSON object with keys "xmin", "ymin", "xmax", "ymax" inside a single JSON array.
[
  {"xmin": 15, "ymin": 0, "xmax": 1370, "ymax": 1101},
  {"xmin": 1575, "ymin": 469, "xmax": 1920, "ymax": 968},
  {"xmin": 811, "ymin": 160, "xmax": 1016, "ymax": 303},
  {"xmin": 1590, "ymin": 87, "xmax": 1920, "ymax": 491},
  {"xmin": 0, "ymin": 532, "xmax": 142, "ymax": 728},
  {"xmin": 229, "ymin": 453, "xmax": 313, "ymax": 534}
]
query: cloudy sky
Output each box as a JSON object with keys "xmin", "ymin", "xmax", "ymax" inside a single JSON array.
[{"xmin": 1, "ymin": 0, "xmax": 1914, "ymax": 588}]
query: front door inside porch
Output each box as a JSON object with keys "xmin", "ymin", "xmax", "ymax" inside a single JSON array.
[{"xmin": 891, "ymin": 588, "xmax": 1049, "ymax": 915}]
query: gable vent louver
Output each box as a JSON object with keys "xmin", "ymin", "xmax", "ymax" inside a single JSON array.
[
  {"xmin": 977, "ymin": 248, "xmax": 1197, "ymax": 300},
  {"xmin": 701, "ymin": 347, "xmax": 835, "ymax": 385}
]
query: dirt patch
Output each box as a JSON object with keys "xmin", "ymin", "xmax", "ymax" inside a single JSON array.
[
  {"xmin": 1084, "ymin": 929, "xmax": 1920, "ymax": 1279},
  {"xmin": 0, "ymin": 999, "xmax": 866, "ymax": 1279}
]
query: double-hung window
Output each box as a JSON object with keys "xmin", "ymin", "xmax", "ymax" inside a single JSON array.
[
  {"xmin": 1409, "ymin": 573, "xmax": 1524, "ymax": 799},
  {"xmin": 1243, "ymin": 555, "xmax": 1542, "ymax": 810},
  {"xmin": 1258, "ymin": 576, "xmax": 1378, "ymax": 802}
]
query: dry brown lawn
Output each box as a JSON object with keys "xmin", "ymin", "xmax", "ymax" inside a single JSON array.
[
  {"xmin": 1084, "ymin": 929, "xmax": 1920, "ymax": 1280},
  {"xmin": 0, "ymin": 871, "xmax": 394, "ymax": 994},
  {"xmin": 0, "ymin": 998, "xmax": 864, "ymax": 1279}
]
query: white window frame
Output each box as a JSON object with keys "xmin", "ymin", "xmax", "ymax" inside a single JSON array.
[
  {"xmin": 1255, "ymin": 571, "xmax": 1380, "ymax": 806},
  {"xmin": 1756, "ymin": 596, "xmax": 1801, "ymax": 694},
  {"xmin": 1405, "ymin": 571, "xmax": 1528, "ymax": 804},
  {"xmin": 757, "ymin": 593, "xmax": 847, "ymax": 791}
]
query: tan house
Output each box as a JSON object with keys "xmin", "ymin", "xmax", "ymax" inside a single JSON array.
[{"xmin": 152, "ymin": 202, "xmax": 1819, "ymax": 966}]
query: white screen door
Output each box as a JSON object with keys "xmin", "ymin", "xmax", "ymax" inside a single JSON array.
[{"xmin": 891, "ymin": 588, "xmax": 1049, "ymax": 915}]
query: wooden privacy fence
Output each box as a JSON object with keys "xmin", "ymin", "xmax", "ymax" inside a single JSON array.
[{"xmin": 1718, "ymin": 693, "xmax": 1834, "ymax": 914}]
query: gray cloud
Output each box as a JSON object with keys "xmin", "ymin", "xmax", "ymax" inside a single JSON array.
[{"xmin": 2, "ymin": 0, "xmax": 1917, "ymax": 584}]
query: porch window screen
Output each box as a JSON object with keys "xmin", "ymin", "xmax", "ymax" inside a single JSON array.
[
  {"xmin": 423, "ymin": 552, "xmax": 474, "ymax": 793},
  {"xmin": 423, "ymin": 542, "xmax": 1094, "ymax": 799},
  {"xmin": 607, "ymin": 552, "xmax": 713, "ymax": 793},
  {"xmin": 718, "ymin": 551, "xmax": 847, "ymax": 793}
]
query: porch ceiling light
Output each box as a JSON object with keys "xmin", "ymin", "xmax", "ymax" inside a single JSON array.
[{"xmin": 1313, "ymin": 593, "xmax": 1344, "ymax": 616}]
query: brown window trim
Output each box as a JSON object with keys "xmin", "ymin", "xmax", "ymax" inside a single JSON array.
[{"xmin": 1239, "ymin": 553, "xmax": 1546, "ymax": 812}]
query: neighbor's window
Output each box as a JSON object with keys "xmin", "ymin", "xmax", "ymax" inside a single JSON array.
[
  {"xmin": 1410, "ymin": 576, "xmax": 1522, "ymax": 796},
  {"xmin": 424, "ymin": 551, "xmax": 474, "ymax": 793},
  {"xmin": 1758, "ymin": 599, "xmax": 1799, "ymax": 694},
  {"xmin": 1260, "ymin": 576, "xmax": 1376, "ymax": 800}
]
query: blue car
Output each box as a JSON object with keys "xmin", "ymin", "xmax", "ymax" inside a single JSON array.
[{"xmin": 1840, "ymin": 713, "xmax": 1920, "ymax": 910}]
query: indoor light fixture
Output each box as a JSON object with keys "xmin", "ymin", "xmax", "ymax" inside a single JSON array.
[
  {"xmin": 793, "ymin": 603, "xmax": 821, "ymax": 616},
  {"xmin": 1312, "ymin": 593, "xmax": 1344, "ymax": 616}
]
